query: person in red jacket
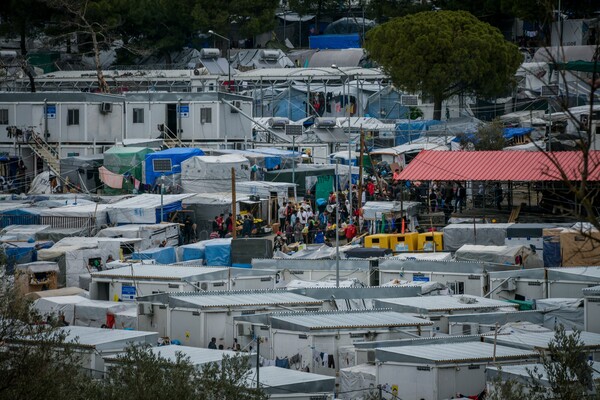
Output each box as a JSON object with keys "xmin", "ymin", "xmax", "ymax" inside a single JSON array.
[{"xmin": 344, "ymin": 222, "xmax": 357, "ymax": 243}]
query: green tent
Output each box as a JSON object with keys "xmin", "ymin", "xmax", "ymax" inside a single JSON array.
[
  {"xmin": 552, "ymin": 60, "xmax": 600, "ymax": 73},
  {"xmin": 103, "ymin": 146, "xmax": 154, "ymax": 194}
]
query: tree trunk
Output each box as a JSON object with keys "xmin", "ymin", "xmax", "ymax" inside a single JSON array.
[
  {"xmin": 433, "ymin": 94, "xmax": 443, "ymax": 121},
  {"xmin": 91, "ymin": 29, "xmax": 109, "ymax": 93}
]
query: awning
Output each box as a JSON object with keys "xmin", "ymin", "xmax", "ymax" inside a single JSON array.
[{"xmin": 397, "ymin": 150, "xmax": 600, "ymax": 182}]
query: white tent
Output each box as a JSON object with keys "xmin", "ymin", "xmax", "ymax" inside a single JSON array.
[
  {"xmin": 455, "ymin": 244, "xmax": 544, "ymax": 268},
  {"xmin": 181, "ymin": 155, "xmax": 250, "ymax": 193},
  {"xmin": 106, "ymin": 193, "xmax": 193, "ymax": 224}
]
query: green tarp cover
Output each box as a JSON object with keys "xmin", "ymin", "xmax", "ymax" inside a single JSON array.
[
  {"xmin": 103, "ymin": 147, "xmax": 154, "ymax": 194},
  {"xmin": 552, "ymin": 60, "xmax": 599, "ymax": 73}
]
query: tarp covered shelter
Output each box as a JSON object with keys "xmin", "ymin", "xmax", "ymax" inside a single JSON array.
[
  {"xmin": 106, "ymin": 193, "xmax": 193, "ymax": 224},
  {"xmin": 60, "ymin": 154, "xmax": 104, "ymax": 193},
  {"xmin": 398, "ymin": 150, "xmax": 600, "ymax": 181},
  {"xmin": 144, "ymin": 147, "xmax": 204, "ymax": 187},
  {"xmin": 309, "ymin": 34, "xmax": 361, "ymax": 50},
  {"xmin": 181, "ymin": 155, "xmax": 251, "ymax": 194},
  {"xmin": 131, "ymin": 246, "xmax": 177, "ymax": 265},
  {"xmin": 102, "ymin": 147, "xmax": 154, "ymax": 194}
]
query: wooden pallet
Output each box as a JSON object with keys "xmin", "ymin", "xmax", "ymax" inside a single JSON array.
[{"xmin": 508, "ymin": 204, "xmax": 521, "ymax": 223}]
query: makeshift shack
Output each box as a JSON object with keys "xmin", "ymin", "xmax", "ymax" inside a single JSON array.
[
  {"xmin": 2, "ymin": 240, "xmax": 54, "ymax": 270},
  {"xmin": 339, "ymin": 363, "xmax": 377, "ymax": 400},
  {"xmin": 101, "ymin": 146, "xmax": 154, "ymax": 194},
  {"xmin": 130, "ymin": 246, "xmax": 177, "ymax": 264},
  {"xmin": 442, "ymin": 223, "xmax": 514, "ymax": 252},
  {"xmin": 181, "ymin": 154, "xmax": 250, "ymax": 193},
  {"xmin": 37, "ymin": 237, "xmax": 104, "ymax": 287},
  {"xmin": 15, "ymin": 261, "xmax": 59, "ymax": 293},
  {"xmin": 96, "ymin": 223, "xmax": 180, "ymax": 249},
  {"xmin": 144, "ymin": 147, "xmax": 204, "ymax": 187},
  {"xmin": 560, "ymin": 228, "xmax": 600, "ymax": 266},
  {"xmin": 106, "ymin": 193, "xmax": 192, "ymax": 224},
  {"xmin": 454, "ymin": 244, "xmax": 543, "ymax": 268},
  {"xmin": 60, "ymin": 154, "xmax": 103, "ymax": 193}
]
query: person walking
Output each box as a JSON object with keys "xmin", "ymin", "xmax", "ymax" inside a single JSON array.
[
  {"xmin": 456, "ymin": 182, "xmax": 467, "ymax": 213},
  {"xmin": 494, "ymin": 183, "xmax": 503, "ymax": 210}
]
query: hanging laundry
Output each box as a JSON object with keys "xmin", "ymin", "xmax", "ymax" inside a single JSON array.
[
  {"xmin": 98, "ymin": 166, "xmax": 123, "ymax": 189},
  {"xmin": 275, "ymin": 357, "xmax": 290, "ymax": 369},
  {"xmin": 134, "ymin": 178, "xmax": 141, "ymax": 190},
  {"xmin": 328, "ymin": 354, "xmax": 335, "ymax": 368}
]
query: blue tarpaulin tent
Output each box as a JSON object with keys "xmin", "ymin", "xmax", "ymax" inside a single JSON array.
[
  {"xmin": 0, "ymin": 208, "xmax": 41, "ymax": 228},
  {"xmin": 131, "ymin": 246, "xmax": 177, "ymax": 264},
  {"xmin": 145, "ymin": 147, "xmax": 204, "ymax": 186},
  {"xmin": 309, "ymin": 34, "xmax": 360, "ymax": 49},
  {"xmin": 178, "ymin": 241, "xmax": 207, "ymax": 262},
  {"xmin": 503, "ymin": 127, "xmax": 534, "ymax": 140},
  {"xmin": 204, "ymin": 238, "xmax": 232, "ymax": 266},
  {"xmin": 395, "ymin": 120, "xmax": 443, "ymax": 145},
  {"xmin": 3, "ymin": 240, "xmax": 54, "ymax": 271}
]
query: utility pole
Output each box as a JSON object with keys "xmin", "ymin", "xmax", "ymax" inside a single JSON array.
[
  {"xmin": 357, "ymin": 127, "xmax": 365, "ymax": 223},
  {"xmin": 231, "ymin": 167, "xmax": 237, "ymax": 239},
  {"xmin": 256, "ymin": 336, "xmax": 260, "ymax": 391}
]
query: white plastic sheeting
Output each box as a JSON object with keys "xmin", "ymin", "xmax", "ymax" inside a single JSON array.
[
  {"xmin": 96, "ymin": 223, "xmax": 180, "ymax": 249},
  {"xmin": 443, "ymin": 223, "xmax": 513, "ymax": 252},
  {"xmin": 339, "ymin": 363, "xmax": 377, "ymax": 400},
  {"xmin": 455, "ymin": 244, "xmax": 544, "ymax": 268},
  {"xmin": 106, "ymin": 193, "xmax": 193, "ymax": 224},
  {"xmin": 181, "ymin": 155, "xmax": 251, "ymax": 193}
]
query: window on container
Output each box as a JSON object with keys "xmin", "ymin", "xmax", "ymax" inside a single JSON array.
[
  {"xmin": 0, "ymin": 109, "xmax": 8, "ymax": 125},
  {"xmin": 67, "ymin": 109, "xmax": 80, "ymax": 125},
  {"xmin": 133, "ymin": 108, "xmax": 144, "ymax": 123},
  {"xmin": 200, "ymin": 107, "xmax": 212, "ymax": 123}
]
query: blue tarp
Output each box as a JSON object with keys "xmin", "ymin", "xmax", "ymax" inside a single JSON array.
[
  {"xmin": 204, "ymin": 239, "xmax": 232, "ymax": 266},
  {"xmin": 145, "ymin": 147, "xmax": 204, "ymax": 186},
  {"xmin": 395, "ymin": 120, "xmax": 443, "ymax": 146},
  {"xmin": 503, "ymin": 127, "xmax": 534, "ymax": 140},
  {"xmin": 131, "ymin": 246, "xmax": 177, "ymax": 265},
  {"xmin": 155, "ymin": 201, "xmax": 184, "ymax": 224},
  {"xmin": 0, "ymin": 208, "xmax": 41, "ymax": 228},
  {"xmin": 4, "ymin": 241, "xmax": 54, "ymax": 271},
  {"xmin": 309, "ymin": 33, "xmax": 360, "ymax": 49},
  {"xmin": 179, "ymin": 241, "xmax": 207, "ymax": 262}
]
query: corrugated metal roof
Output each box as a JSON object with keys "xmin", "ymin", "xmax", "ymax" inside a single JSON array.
[
  {"xmin": 171, "ymin": 291, "xmax": 322, "ymax": 308},
  {"xmin": 146, "ymin": 345, "xmax": 238, "ymax": 365},
  {"xmin": 91, "ymin": 265, "xmax": 228, "ymax": 280},
  {"xmin": 59, "ymin": 326, "xmax": 158, "ymax": 347},
  {"xmin": 377, "ymin": 341, "xmax": 538, "ymax": 364},
  {"xmin": 375, "ymin": 295, "xmax": 516, "ymax": 313},
  {"xmin": 246, "ymin": 366, "xmax": 335, "ymax": 390},
  {"xmin": 489, "ymin": 331, "xmax": 600, "ymax": 350},
  {"xmin": 397, "ymin": 150, "xmax": 600, "ymax": 182},
  {"xmin": 271, "ymin": 309, "xmax": 432, "ymax": 330},
  {"xmin": 583, "ymin": 285, "xmax": 600, "ymax": 296}
]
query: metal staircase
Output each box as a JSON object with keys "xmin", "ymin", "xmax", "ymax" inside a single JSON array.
[
  {"xmin": 161, "ymin": 125, "xmax": 186, "ymax": 149},
  {"xmin": 27, "ymin": 131, "xmax": 61, "ymax": 176}
]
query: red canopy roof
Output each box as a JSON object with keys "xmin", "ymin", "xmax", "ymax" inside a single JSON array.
[{"xmin": 396, "ymin": 150, "xmax": 600, "ymax": 182}]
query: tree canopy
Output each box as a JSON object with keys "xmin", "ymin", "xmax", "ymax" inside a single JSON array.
[{"xmin": 365, "ymin": 10, "xmax": 522, "ymax": 120}]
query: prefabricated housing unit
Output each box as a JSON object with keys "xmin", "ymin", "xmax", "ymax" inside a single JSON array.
[
  {"xmin": 376, "ymin": 341, "xmax": 539, "ymax": 400},
  {"xmin": 378, "ymin": 259, "xmax": 524, "ymax": 297},
  {"xmin": 584, "ymin": 285, "xmax": 600, "ymax": 334},
  {"xmin": 136, "ymin": 290, "xmax": 325, "ymax": 348},
  {"xmin": 89, "ymin": 265, "xmax": 277, "ymax": 301},
  {"xmin": 373, "ymin": 295, "xmax": 518, "ymax": 334},
  {"xmin": 235, "ymin": 309, "xmax": 433, "ymax": 377}
]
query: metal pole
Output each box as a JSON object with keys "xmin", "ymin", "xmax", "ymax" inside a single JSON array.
[
  {"xmin": 231, "ymin": 167, "xmax": 237, "ymax": 239},
  {"xmin": 335, "ymin": 159, "xmax": 340, "ymax": 287},
  {"xmin": 160, "ymin": 176, "xmax": 164, "ymax": 223},
  {"xmin": 256, "ymin": 336, "xmax": 260, "ymax": 390},
  {"xmin": 292, "ymin": 135, "xmax": 296, "ymax": 193},
  {"xmin": 347, "ymin": 75, "xmax": 352, "ymax": 223}
]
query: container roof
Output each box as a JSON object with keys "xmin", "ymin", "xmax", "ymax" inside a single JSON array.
[
  {"xmin": 486, "ymin": 331, "xmax": 600, "ymax": 350},
  {"xmin": 397, "ymin": 150, "xmax": 600, "ymax": 182},
  {"xmin": 583, "ymin": 285, "xmax": 600, "ymax": 296},
  {"xmin": 58, "ymin": 326, "xmax": 158, "ymax": 349},
  {"xmin": 377, "ymin": 341, "xmax": 538, "ymax": 364},
  {"xmin": 170, "ymin": 290, "xmax": 322, "ymax": 308},
  {"xmin": 269, "ymin": 309, "xmax": 432, "ymax": 331},
  {"xmin": 375, "ymin": 295, "xmax": 515, "ymax": 313},
  {"xmin": 139, "ymin": 345, "xmax": 239, "ymax": 366},
  {"xmin": 91, "ymin": 265, "xmax": 228, "ymax": 280}
]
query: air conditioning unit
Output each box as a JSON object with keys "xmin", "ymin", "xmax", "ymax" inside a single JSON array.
[
  {"xmin": 366, "ymin": 349, "xmax": 376, "ymax": 364},
  {"xmin": 100, "ymin": 102, "xmax": 113, "ymax": 113},
  {"xmin": 200, "ymin": 48, "xmax": 221, "ymax": 59},
  {"xmin": 237, "ymin": 323, "xmax": 252, "ymax": 336},
  {"xmin": 259, "ymin": 49, "xmax": 280, "ymax": 61},
  {"xmin": 315, "ymin": 117, "xmax": 337, "ymax": 128},
  {"xmin": 501, "ymin": 278, "xmax": 517, "ymax": 292},
  {"xmin": 230, "ymin": 100, "xmax": 241, "ymax": 113},
  {"xmin": 137, "ymin": 303, "xmax": 153, "ymax": 316},
  {"xmin": 200, "ymin": 282, "xmax": 209, "ymax": 291},
  {"xmin": 269, "ymin": 117, "xmax": 289, "ymax": 128},
  {"xmin": 461, "ymin": 322, "xmax": 479, "ymax": 336}
]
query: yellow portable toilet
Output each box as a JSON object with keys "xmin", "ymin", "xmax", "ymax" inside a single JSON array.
[
  {"xmin": 390, "ymin": 232, "xmax": 419, "ymax": 252},
  {"xmin": 418, "ymin": 232, "xmax": 444, "ymax": 252},
  {"xmin": 364, "ymin": 234, "xmax": 391, "ymax": 249}
]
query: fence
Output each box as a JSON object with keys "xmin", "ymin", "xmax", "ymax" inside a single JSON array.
[{"xmin": 0, "ymin": 214, "xmax": 96, "ymax": 236}]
